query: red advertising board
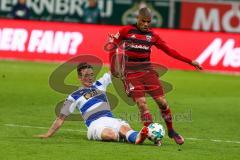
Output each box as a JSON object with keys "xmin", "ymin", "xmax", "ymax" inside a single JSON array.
[
  {"xmin": 0, "ymin": 19, "xmax": 240, "ymax": 73},
  {"xmin": 180, "ymin": 1, "xmax": 240, "ymax": 33}
]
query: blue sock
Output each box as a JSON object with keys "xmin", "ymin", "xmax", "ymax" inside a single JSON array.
[{"xmin": 126, "ymin": 130, "xmax": 138, "ymax": 143}]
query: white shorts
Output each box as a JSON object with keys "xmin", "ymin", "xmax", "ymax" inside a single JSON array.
[{"xmin": 87, "ymin": 116, "xmax": 130, "ymax": 141}]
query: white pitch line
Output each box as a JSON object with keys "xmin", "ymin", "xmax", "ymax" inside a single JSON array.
[
  {"xmin": 4, "ymin": 123, "xmax": 87, "ymax": 133},
  {"xmin": 3, "ymin": 123, "xmax": 240, "ymax": 144},
  {"xmin": 186, "ymin": 137, "xmax": 240, "ymax": 144}
]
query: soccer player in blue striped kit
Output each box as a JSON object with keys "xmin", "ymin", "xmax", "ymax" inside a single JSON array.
[{"xmin": 35, "ymin": 62, "xmax": 148, "ymax": 144}]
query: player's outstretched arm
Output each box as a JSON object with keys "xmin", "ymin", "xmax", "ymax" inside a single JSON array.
[
  {"xmin": 155, "ymin": 36, "xmax": 203, "ymax": 70},
  {"xmin": 34, "ymin": 114, "xmax": 66, "ymax": 138},
  {"xmin": 34, "ymin": 98, "xmax": 76, "ymax": 138},
  {"xmin": 105, "ymin": 35, "xmax": 121, "ymax": 78}
]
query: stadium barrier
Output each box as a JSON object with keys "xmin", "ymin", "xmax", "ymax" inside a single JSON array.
[
  {"xmin": 1, "ymin": 0, "xmax": 239, "ymax": 33},
  {"xmin": 0, "ymin": 19, "xmax": 239, "ymax": 74},
  {"xmin": 179, "ymin": 0, "xmax": 240, "ymax": 33}
]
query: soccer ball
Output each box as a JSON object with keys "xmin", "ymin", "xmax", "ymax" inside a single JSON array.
[{"xmin": 147, "ymin": 123, "xmax": 165, "ymax": 142}]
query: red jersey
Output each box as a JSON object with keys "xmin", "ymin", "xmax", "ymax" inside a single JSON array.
[
  {"xmin": 110, "ymin": 24, "xmax": 192, "ymax": 73},
  {"xmin": 114, "ymin": 24, "xmax": 154, "ymax": 60}
]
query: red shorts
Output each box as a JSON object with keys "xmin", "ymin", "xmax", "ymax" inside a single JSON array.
[{"xmin": 123, "ymin": 70, "xmax": 164, "ymax": 100}]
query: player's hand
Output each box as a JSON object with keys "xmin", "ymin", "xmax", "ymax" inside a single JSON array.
[
  {"xmin": 191, "ymin": 61, "xmax": 203, "ymax": 70},
  {"xmin": 104, "ymin": 33, "xmax": 117, "ymax": 52},
  {"xmin": 34, "ymin": 133, "xmax": 50, "ymax": 139},
  {"xmin": 108, "ymin": 33, "xmax": 115, "ymax": 42}
]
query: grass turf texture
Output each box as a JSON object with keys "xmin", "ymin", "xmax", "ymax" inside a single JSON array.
[{"xmin": 0, "ymin": 60, "xmax": 239, "ymax": 160}]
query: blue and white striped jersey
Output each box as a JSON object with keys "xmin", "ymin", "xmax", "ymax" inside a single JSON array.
[{"xmin": 61, "ymin": 73, "xmax": 113, "ymax": 127}]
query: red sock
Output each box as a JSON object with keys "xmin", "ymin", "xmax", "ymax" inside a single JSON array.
[
  {"xmin": 161, "ymin": 108, "xmax": 173, "ymax": 132},
  {"xmin": 141, "ymin": 112, "xmax": 153, "ymax": 126}
]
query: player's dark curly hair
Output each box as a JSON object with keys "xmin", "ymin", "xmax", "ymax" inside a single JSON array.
[{"xmin": 77, "ymin": 62, "xmax": 93, "ymax": 76}]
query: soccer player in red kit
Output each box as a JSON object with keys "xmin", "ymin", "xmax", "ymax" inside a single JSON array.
[{"xmin": 107, "ymin": 7, "xmax": 202, "ymax": 145}]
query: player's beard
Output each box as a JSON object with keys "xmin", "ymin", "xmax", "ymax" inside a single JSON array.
[
  {"xmin": 142, "ymin": 27, "xmax": 149, "ymax": 32},
  {"xmin": 138, "ymin": 25, "xmax": 149, "ymax": 32}
]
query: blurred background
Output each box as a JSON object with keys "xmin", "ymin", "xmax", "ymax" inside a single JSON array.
[
  {"xmin": 0, "ymin": 0, "xmax": 239, "ymax": 73},
  {"xmin": 0, "ymin": 0, "xmax": 239, "ymax": 33}
]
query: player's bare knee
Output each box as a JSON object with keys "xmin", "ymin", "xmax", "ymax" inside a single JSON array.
[
  {"xmin": 136, "ymin": 98, "xmax": 147, "ymax": 108},
  {"xmin": 101, "ymin": 129, "xmax": 118, "ymax": 141}
]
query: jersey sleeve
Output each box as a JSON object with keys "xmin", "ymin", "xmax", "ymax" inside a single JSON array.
[
  {"xmin": 60, "ymin": 95, "xmax": 77, "ymax": 116},
  {"xmin": 113, "ymin": 26, "xmax": 129, "ymax": 44},
  {"xmin": 95, "ymin": 73, "xmax": 111, "ymax": 91},
  {"xmin": 154, "ymin": 34, "xmax": 192, "ymax": 64},
  {"xmin": 109, "ymin": 27, "xmax": 129, "ymax": 75}
]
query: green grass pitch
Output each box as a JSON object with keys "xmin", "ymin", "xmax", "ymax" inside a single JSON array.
[{"xmin": 0, "ymin": 60, "xmax": 239, "ymax": 160}]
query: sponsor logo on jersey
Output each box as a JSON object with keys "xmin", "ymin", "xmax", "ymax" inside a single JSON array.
[
  {"xmin": 128, "ymin": 44, "xmax": 150, "ymax": 50},
  {"xmin": 83, "ymin": 89, "xmax": 101, "ymax": 100},
  {"xmin": 146, "ymin": 35, "xmax": 152, "ymax": 42},
  {"xmin": 130, "ymin": 34, "xmax": 136, "ymax": 38}
]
